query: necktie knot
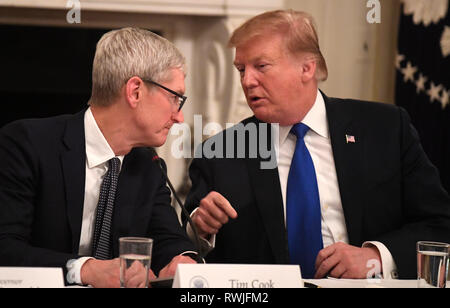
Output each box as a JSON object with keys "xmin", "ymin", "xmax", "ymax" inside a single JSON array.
[
  {"xmin": 291, "ymin": 122, "xmax": 310, "ymax": 140},
  {"xmin": 109, "ymin": 157, "xmax": 120, "ymax": 175}
]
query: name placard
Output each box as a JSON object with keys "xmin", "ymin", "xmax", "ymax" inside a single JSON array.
[
  {"xmin": 173, "ymin": 264, "xmax": 303, "ymax": 288},
  {"xmin": 0, "ymin": 267, "xmax": 64, "ymax": 288}
]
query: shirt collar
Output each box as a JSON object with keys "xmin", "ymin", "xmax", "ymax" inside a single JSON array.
[
  {"xmin": 279, "ymin": 89, "xmax": 329, "ymax": 144},
  {"xmin": 84, "ymin": 107, "xmax": 124, "ymax": 169}
]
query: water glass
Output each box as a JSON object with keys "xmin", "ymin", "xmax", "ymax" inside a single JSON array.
[
  {"xmin": 417, "ymin": 241, "xmax": 449, "ymax": 288},
  {"xmin": 119, "ymin": 237, "xmax": 153, "ymax": 288}
]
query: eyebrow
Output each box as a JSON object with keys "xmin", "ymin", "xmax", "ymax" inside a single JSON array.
[
  {"xmin": 234, "ymin": 54, "xmax": 276, "ymax": 67},
  {"xmin": 168, "ymin": 85, "xmax": 185, "ymax": 95}
]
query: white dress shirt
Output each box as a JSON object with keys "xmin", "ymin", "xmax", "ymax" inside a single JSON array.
[
  {"xmin": 192, "ymin": 90, "xmax": 397, "ymax": 278},
  {"xmin": 277, "ymin": 90, "xmax": 348, "ymax": 248},
  {"xmin": 66, "ymin": 108, "xmax": 124, "ymax": 284}
]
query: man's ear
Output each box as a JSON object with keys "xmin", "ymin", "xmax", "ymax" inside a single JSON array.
[
  {"xmin": 300, "ymin": 58, "xmax": 317, "ymax": 83},
  {"xmin": 125, "ymin": 76, "xmax": 145, "ymax": 108}
]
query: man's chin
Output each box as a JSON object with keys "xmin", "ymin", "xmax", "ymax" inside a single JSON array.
[
  {"xmin": 253, "ymin": 110, "xmax": 276, "ymax": 124},
  {"xmin": 147, "ymin": 134, "xmax": 168, "ymax": 148},
  {"xmin": 253, "ymin": 110, "xmax": 293, "ymax": 125},
  {"xmin": 155, "ymin": 136, "xmax": 168, "ymax": 147}
]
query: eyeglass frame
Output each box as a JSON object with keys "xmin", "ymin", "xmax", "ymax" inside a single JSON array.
[{"xmin": 142, "ymin": 78, "xmax": 187, "ymax": 112}]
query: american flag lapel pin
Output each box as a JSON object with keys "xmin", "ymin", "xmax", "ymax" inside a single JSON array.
[{"xmin": 346, "ymin": 134, "xmax": 356, "ymax": 144}]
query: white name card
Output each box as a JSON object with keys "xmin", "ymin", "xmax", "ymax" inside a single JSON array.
[
  {"xmin": 173, "ymin": 264, "xmax": 303, "ymax": 288},
  {"xmin": 0, "ymin": 267, "xmax": 64, "ymax": 288}
]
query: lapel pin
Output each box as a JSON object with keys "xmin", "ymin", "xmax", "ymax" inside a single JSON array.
[{"xmin": 346, "ymin": 134, "xmax": 356, "ymax": 143}]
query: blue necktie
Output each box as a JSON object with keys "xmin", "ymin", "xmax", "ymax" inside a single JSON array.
[{"xmin": 286, "ymin": 123, "xmax": 323, "ymax": 279}]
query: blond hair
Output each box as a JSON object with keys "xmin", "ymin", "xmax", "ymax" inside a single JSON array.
[
  {"xmin": 229, "ymin": 9, "xmax": 328, "ymax": 81},
  {"xmin": 90, "ymin": 27, "xmax": 186, "ymax": 106}
]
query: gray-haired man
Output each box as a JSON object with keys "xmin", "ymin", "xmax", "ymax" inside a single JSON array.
[{"xmin": 0, "ymin": 28, "xmax": 197, "ymax": 287}]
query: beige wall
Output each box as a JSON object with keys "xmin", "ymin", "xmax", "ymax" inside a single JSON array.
[{"xmin": 284, "ymin": 0, "xmax": 401, "ymax": 104}]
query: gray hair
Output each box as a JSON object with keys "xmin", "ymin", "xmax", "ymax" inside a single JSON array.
[{"xmin": 89, "ymin": 27, "xmax": 186, "ymax": 106}]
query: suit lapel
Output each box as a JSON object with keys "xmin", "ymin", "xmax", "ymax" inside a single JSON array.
[
  {"xmin": 60, "ymin": 110, "xmax": 87, "ymax": 253},
  {"xmin": 245, "ymin": 119, "xmax": 290, "ymax": 263},
  {"xmin": 324, "ymin": 95, "xmax": 365, "ymax": 246},
  {"xmin": 60, "ymin": 110, "xmax": 142, "ymax": 256}
]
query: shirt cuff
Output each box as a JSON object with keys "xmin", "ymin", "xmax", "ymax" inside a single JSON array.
[
  {"xmin": 66, "ymin": 257, "xmax": 94, "ymax": 285},
  {"xmin": 363, "ymin": 241, "xmax": 398, "ymax": 279},
  {"xmin": 180, "ymin": 251, "xmax": 206, "ymax": 263},
  {"xmin": 187, "ymin": 207, "xmax": 216, "ymax": 252}
]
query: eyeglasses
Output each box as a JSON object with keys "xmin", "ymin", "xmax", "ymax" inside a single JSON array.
[{"xmin": 143, "ymin": 79, "xmax": 187, "ymax": 112}]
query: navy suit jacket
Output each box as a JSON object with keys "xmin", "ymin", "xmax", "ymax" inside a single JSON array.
[
  {"xmin": 185, "ymin": 94, "xmax": 450, "ymax": 279},
  {"xmin": 0, "ymin": 110, "xmax": 195, "ymax": 281}
]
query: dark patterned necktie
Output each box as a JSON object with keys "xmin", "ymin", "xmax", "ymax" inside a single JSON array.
[
  {"xmin": 286, "ymin": 123, "xmax": 323, "ymax": 279},
  {"xmin": 92, "ymin": 157, "xmax": 121, "ymax": 260}
]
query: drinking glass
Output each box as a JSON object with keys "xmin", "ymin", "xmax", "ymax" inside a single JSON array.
[
  {"xmin": 417, "ymin": 241, "xmax": 449, "ymax": 288},
  {"xmin": 119, "ymin": 237, "xmax": 153, "ymax": 288}
]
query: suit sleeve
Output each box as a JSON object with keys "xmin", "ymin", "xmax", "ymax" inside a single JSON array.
[
  {"xmin": 376, "ymin": 107, "xmax": 450, "ymax": 278},
  {"xmin": 147, "ymin": 158, "xmax": 198, "ymax": 274},
  {"xmin": 0, "ymin": 122, "xmax": 77, "ymax": 271},
  {"xmin": 184, "ymin": 157, "xmax": 213, "ymax": 216}
]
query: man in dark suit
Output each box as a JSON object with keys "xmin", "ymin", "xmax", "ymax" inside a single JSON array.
[
  {"xmin": 0, "ymin": 28, "xmax": 197, "ymax": 287},
  {"xmin": 185, "ymin": 10, "xmax": 450, "ymax": 279}
]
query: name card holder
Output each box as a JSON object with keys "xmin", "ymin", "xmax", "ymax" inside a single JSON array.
[
  {"xmin": 173, "ymin": 264, "xmax": 303, "ymax": 288},
  {"xmin": 0, "ymin": 267, "xmax": 64, "ymax": 288}
]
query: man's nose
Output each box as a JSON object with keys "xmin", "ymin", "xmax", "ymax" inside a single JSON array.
[
  {"xmin": 241, "ymin": 68, "xmax": 259, "ymax": 89},
  {"xmin": 172, "ymin": 109, "xmax": 184, "ymax": 123}
]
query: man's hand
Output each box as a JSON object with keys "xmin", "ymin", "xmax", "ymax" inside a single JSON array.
[
  {"xmin": 192, "ymin": 191, "xmax": 238, "ymax": 238},
  {"xmin": 122, "ymin": 260, "xmax": 157, "ymax": 288},
  {"xmin": 80, "ymin": 258, "xmax": 121, "ymax": 288},
  {"xmin": 158, "ymin": 255, "xmax": 197, "ymax": 278},
  {"xmin": 80, "ymin": 258, "xmax": 156, "ymax": 288},
  {"xmin": 314, "ymin": 242, "xmax": 381, "ymax": 279}
]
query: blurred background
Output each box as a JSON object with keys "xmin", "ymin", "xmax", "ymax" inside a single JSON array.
[{"xmin": 0, "ymin": 0, "xmax": 448, "ymax": 200}]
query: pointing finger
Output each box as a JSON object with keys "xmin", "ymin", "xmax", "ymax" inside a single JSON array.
[{"xmin": 209, "ymin": 191, "xmax": 238, "ymax": 219}]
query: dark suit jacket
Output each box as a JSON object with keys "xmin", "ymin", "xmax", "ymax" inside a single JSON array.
[
  {"xmin": 185, "ymin": 94, "xmax": 450, "ymax": 279},
  {"xmin": 0, "ymin": 110, "xmax": 195, "ymax": 282}
]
